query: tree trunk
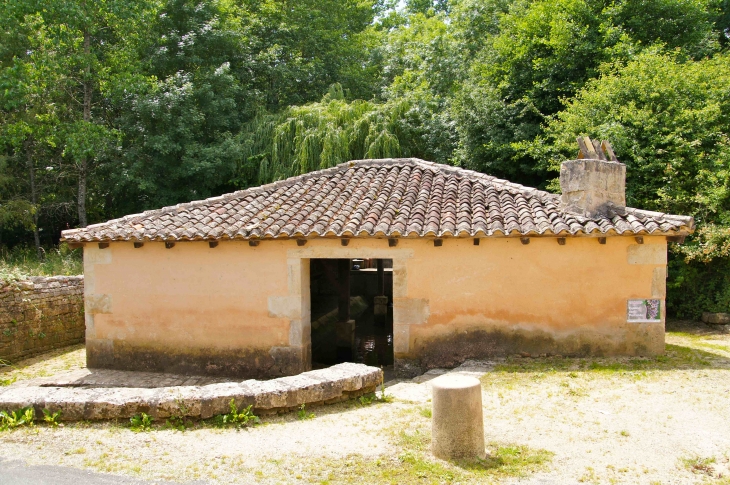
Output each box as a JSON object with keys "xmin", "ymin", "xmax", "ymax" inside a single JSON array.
[
  {"xmin": 25, "ymin": 141, "xmax": 42, "ymax": 260},
  {"xmin": 78, "ymin": 29, "xmax": 91, "ymax": 228},
  {"xmin": 78, "ymin": 157, "xmax": 87, "ymax": 228}
]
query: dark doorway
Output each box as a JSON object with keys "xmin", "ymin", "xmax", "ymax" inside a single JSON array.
[{"xmin": 310, "ymin": 258, "xmax": 393, "ymax": 369}]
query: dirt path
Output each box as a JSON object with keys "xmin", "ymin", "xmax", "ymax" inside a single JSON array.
[{"xmin": 1, "ymin": 321, "xmax": 729, "ymax": 484}]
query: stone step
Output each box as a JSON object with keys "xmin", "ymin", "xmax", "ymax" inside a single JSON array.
[{"xmin": 0, "ymin": 362, "xmax": 382, "ymax": 422}]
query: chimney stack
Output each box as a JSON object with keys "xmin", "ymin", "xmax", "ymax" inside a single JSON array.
[{"xmin": 559, "ymin": 136, "xmax": 626, "ymax": 217}]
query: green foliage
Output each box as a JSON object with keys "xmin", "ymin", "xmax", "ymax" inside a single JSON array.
[
  {"xmin": 0, "ymin": 376, "xmax": 16, "ymax": 387},
  {"xmin": 0, "ymin": 244, "xmax": 82, "ymax": 283},
  {"xmin": 379, "ymin": 12, "xmax": 458, "ymax": 163},
  {"xmin": 452, "ymin": 0, "xmax": 725, "ymax": 185},
  {"xmin": 164, "ymin": 397, "xmax": 191, "ymax": 431},
  {"xmin": 215, "ymin": 399, "xmax": 259, "ymax": 429},
  {"xmin": 129, "ymin": 412, "xmax": 153, "ymax": 432},
  {"xmin": 238, "ymin": 0, "xmax": 386, "ymax": 107},
  {"xmin": 539, "ymin": 51, "xmax": 730, "ymax": 218},
  {"xmin": 237, "ymin": 86, "xmax": 422, "ymax": 185},
  {"xmin": 42, "ymin": 408, "xmax": 62, "ymax": 427},
  {"xmin": 0, "ymin": 157, "xmax": 34, "ymax": 232},
  {"xmin": 297, "ymin": 404, "xmax": 315, "ymax": 420},
  {"xmin": 0, "ymin": 357, "xmax": 17, "ymax": 386},
  {"xmin": 0, "ymin": 407, "xmax": 34, "ymax": 430},
  {"xmin": 680, "ymin": 455, "xmax": 718, "ymax": 476},
  {"xmin": 377, "ymin": 371, "xmax": 393, "ymax": 403},
  {"xmin": 1, "ymin": 0, "xmax": 730, "ymax": 316},
  {"xmin": 534, "ymin": 50, "xmax": 730, "ymax": 317}
]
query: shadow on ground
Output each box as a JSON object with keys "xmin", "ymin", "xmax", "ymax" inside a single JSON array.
[{"xmin": 490, "ymin": 320, "xmax": 730, "ymax": 375}]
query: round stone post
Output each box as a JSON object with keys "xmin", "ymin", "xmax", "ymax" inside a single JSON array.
[{"xmin": 431, "ymin": 374, "xmax": 485, "ymax": 460}]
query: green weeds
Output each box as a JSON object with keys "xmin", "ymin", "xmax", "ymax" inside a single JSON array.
[
  {"xmin": 42, "ymin": 409, "xmax": 62, "ymax": 427},
  {"xmin": 129, "ymin": 413, "xmax": 153, "ymax": 432},
  {"xmin": 215, "ymin": 399, "xmax": 260, "ymax": 429},
  {"xmin": 681, "ymin": 455, "xmax": 717, "ymax": 476},
  {"xmin": 0, "ymin": 244, "xmax": 82, "ymax": 284},
  {"xmin": 164, "ymin": 397, "xmax": 192, "ymax": 431},
  {"xmin": 297, "ymin": 404, "xmax": 315, "ymax": 420},
  {"xmin": 0, "ymin": 375, "xmax": 17, "ymax": 387},
  {"xmin": 302, "ymin": 433, "xmax": 552, "ymax": 484},
  {"xmin": 0, "ymin": 358, "xmax": 15, "ymax": 386},
  {"xmin": 465, "ymin": 445, "xmax": 554, "ymax": 477},
  {"xmin": 0, "ymin": 407, "xmax": 35, "ymax": 430}
]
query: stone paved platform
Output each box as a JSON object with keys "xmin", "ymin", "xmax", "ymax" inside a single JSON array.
[
  {"xmin": 14, "ymin": 368, "xmax": 234, "ymax": 389},
  {"xmin": 383, "ymin": 359, "xmax": 496, "ymax": 403},
  {"xmin": 0, "ymin": 363, "xmax": 381, "ymax": 421}
]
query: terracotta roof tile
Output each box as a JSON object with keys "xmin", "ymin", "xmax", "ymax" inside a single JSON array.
[{"xmin": 61, "ymin": 158, "xmax": 695, "ymax": 243}]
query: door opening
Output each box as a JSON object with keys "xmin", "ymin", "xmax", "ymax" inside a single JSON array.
[{"xmin": 309, "ymin": 258, "xmax": 393, "ymax": 369}]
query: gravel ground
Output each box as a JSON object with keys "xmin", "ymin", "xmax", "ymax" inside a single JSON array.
[{"xmin": 1, "ymin": 321, "xmax": 729, "ymax": 484}]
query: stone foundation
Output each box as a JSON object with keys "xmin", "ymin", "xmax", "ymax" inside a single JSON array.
[
  {"xmin": 86, "ymin": 339, "xmax": 309, "ymax": 379},
  {"xmin": 0, "ymin": 276, "xmax": 84, "ymax": 364}
]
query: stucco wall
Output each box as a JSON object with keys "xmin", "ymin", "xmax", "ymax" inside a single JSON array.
[
  {"xmin": 396, "ymin": 236, "xmax": 666, "ymax": 374},
  {"xmin": 84, "ymin": 235, "xmax": 666, "ymax": 378},
  {"xmin": 84, "ymin": 241, "xmax": 306, "ymax": 378},
  {"xmin": 0, "ymin": 276, "xmax": 84, "ymax": 364}
]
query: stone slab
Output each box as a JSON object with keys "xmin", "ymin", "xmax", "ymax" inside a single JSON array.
[{"xmin": 0, "ymin": 363, "xmax": 382, "ymax": 422}]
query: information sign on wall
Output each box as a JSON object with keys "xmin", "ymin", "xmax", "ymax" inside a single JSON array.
[{"xmin": 627, "ymin": 299, "xmax": 661, "ymax": 322}]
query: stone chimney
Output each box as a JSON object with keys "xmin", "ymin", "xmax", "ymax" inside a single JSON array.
[{"xmin": 559, "ymin": 136, "xmax": 626, "ymax": 217}]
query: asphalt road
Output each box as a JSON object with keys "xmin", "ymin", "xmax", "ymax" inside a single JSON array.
[
  {"xmin": 0, "ymin": 456, "xmax": 580, "ymax": 485},
  {"xmin": 0, "ymin": 457, "xmax": 207, "ymax": 485}
]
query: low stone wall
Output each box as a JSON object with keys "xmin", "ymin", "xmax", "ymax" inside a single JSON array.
[
  {"xmin": 702, "ymin": 312, "xmax": 730, "ymax": 325},
  {"xmin": 0, "ymin": 363, "xmax": 382, "ymax": 421},
  {"xmin": 0, "ymin": 276, "xmax": 84, "ymax": 364}
]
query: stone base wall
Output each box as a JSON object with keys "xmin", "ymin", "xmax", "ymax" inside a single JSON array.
[
  {"xmin": 0, "ymin": 276, "xmax": 84, "ymax": 364},
  {"xmin": 86, "ymin": 339, "xmax": 308, "ymax": 379}
]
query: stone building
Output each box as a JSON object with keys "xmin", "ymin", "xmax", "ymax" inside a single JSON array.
[{"xmin": 61, "ymin": 144, "xmax": 694, "ymax": 378}]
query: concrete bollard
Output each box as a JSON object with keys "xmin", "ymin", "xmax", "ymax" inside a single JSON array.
[{"xmin": 431, "ymin": 374, "xmax": 485, "ymax": 460}]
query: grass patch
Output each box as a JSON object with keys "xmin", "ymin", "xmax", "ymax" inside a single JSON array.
[
  {"xmin": 681, "ymin": 455, "xmax": 717, "ymax": 476},
  {"xmin": 0, "ymin": 344, "xmax": 85, "ymax": 384},
  {"xmin": 299, "ymin": 443, "xmax": 552, "ymax": 484},
  {"xmin": 294, "ymin": 410, "xmax": 552, "ymax": 484},
  {"xmin": 488, "ymin": 343, "xmax": 725, "ymax": 381}
]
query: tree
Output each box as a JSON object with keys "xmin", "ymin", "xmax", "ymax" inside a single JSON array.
[
  {"xmin": 1, "ymin": 0, "xmax": 155, "ymax": 231},
  {"xmin": 0, "ymin": 13, "xmax": 67, "ymax": 258},
  {"xmin": 535, "ymin": 50, "xmax": 730, "ymax": 317},
  {"xmin": 237, "ymin": 84, "xmax": 409, "ymax": 186},
  {"xmin": 0, "ymin": 157, "xmax": 35, "ymax": 248},
  {"xmin": 450, "ymin": 0, "xmax": 724, "ymax": 186},
  {"xmin": 42, "ymin": 0, "xmax": 151, "ymax": 228},
  {"xmin": 238, "ymin": 0, "xmax": 386, "ymax": 108},
  {"xmin": 109, "ymin": 0, "xmax": 247, "ymax": 213}
]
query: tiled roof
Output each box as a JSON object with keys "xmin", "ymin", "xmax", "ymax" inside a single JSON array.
[{"xmin": 61, "ymin": 158, "xmax": 694, "ymax": 243}]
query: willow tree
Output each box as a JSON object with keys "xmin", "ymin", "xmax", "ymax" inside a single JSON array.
[{"xmin": 237, "ymin": 85, "xmax": 413, "ymax": 187}]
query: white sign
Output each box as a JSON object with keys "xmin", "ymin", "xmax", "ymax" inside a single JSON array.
[{"xmin": 627, "ymin": 299, "xmax": 661, "ymax": 322}]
